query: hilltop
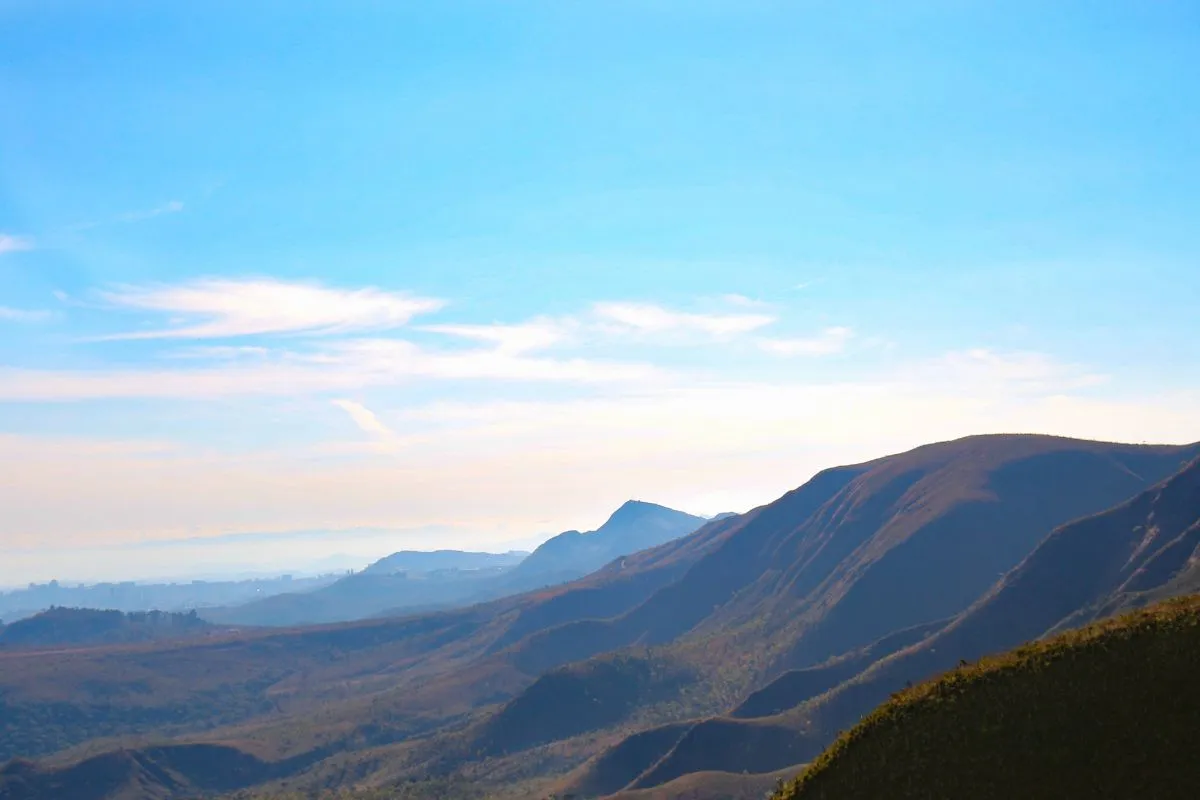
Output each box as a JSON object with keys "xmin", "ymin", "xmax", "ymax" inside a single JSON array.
[
  {"xmin": 506, "ymin": 501, "xmax": 710, "ymax": 584},
  {"xmin": 776, "ymin": 594, "xmax": 1200, "ymax": 800}
]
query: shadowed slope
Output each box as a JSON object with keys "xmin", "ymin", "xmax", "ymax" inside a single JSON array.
[
  {"xmin": 636, "ymin": 453, "xmax": 1200, "ymax": 793},
  {"xmin": 731, "ymin": 618, "xmax": 948, "ymax": 719}
]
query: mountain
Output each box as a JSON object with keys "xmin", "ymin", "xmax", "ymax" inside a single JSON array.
[
  {"xmin": 508, "ymin": 500, "xmax": 709, "ymax": 583},
  {"xmin": 207, "ymin": 503, "xmax": 704, "ymax": 627},
  {"xmin": 775, "ymin": 594, "xmax": 1200, "ymax": 800},
  {"xmin": 2, "ymin": 435, "xmax": 1197, "ymax": 799},
  {"xmin": 615, "ymin": 451, "xmax": 1200, "ymax": 795}
]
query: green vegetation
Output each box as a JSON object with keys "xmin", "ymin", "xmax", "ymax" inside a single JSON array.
[{"xmin": 775, "ymin": 594, "xmax": 1200, "ymax": 800}]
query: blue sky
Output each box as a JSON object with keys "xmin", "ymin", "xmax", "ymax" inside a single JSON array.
[{"xmin": 1, "ymin": 1, "xmax": 1198, "ymax": 584}]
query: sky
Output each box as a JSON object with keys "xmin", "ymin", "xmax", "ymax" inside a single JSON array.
[{"xmin": 1, "ymin": 0, "xmax": 1199, "ymax": 585}]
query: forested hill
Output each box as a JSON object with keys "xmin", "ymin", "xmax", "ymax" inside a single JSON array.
[
  {"xmin": 775, "ymin": 595, "xmax": 1200, "ymax": 800},
  {"xmin": 0, "ymin": 607, "xmax": 210, "ymax": 649}
]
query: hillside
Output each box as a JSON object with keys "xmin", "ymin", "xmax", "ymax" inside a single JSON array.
[
  {"xmin": 623, "ymin": 452, "xmax": 1200, "ymax": 794},
  {"xmin": 775, "ymin": 594, "xmax": 1200, "ymax": 800},
  {"xmin": 2, "ymin": 435, "xmax": 1198, "ymax": 798}
]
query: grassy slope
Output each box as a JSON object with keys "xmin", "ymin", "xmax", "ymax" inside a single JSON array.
[{"xmin": 777, "ymin": 595, "xmax": 1200, "ymax": 800}]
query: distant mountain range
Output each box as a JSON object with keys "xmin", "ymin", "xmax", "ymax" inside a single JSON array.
[
  {"xmin": 203, "ymin": 500, "xmax": 708, "ymax": 627},
  {"xmin": 1, "ymin": 434, "xmax": 1198, "ymax": 800}
]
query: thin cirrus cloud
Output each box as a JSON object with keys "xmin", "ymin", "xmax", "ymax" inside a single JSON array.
[
  {"xmin": 98, "ymin": 278, "xmax": 445, "ymax": 340},
  {"xmin": 0, "ymin": 306, "xmax": 52, "ymax": 323},
  {"xmin": 421, "ymin": 319, "xmax": 570, "ymax": 354},
  {"xmin": 0, "ymin": 233, "xmax": 34, "ymax": 254},
  {"xmin": 0, "ymin": 338, "xmax": 660, "ymax": 402},
  {"xmin": 592, "ymin": 301, "xmax": 776, "ymax": 337},
  {"xmin": 117, "ymin": 200, "xmax": 184, "ymax": 223},
  {"xmin": 331, "ymin": 398, "xmax": 396, "ymax": 440},
  {"xmin": 759, "ymin": 326, "xmax": 853, "ymax": 357}
]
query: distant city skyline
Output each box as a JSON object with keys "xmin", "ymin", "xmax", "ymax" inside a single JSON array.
[{"xmin": 2, "ymin": 1, "xmax": 1199, "ymax": 584}]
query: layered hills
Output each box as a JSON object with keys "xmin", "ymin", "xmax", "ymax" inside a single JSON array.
[
  {"xmin": 2, "ymin": 435, "xmax": 1198, "ymax": 799},
  {"xmin": 776, "ymin": 594, "xmax": 1200, "ymax": 800},
  {"xmin": 208, "ymin": 501, "xmax": 706, "ymax": 627}
]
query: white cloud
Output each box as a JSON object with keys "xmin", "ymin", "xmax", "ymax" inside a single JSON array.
[
  {"xmin": 99, "ymin": 278, "xmax": 445, "ymax": 340},
  {"xmin": 919, "ymin": 348, "xmax": 1107, "ymax": 393},
  {"xmin": 421, "ymin": 319, "xmax": 570, "ymax": 354},
  {"xmin": 593, "ymin": 301, "xmax": 775, "ymax": 337},
  {"xmin": 0, "ymin": 306, "xmax": 52, "ymax": 323},
  {"xmin": 759, "ymin": 326, "xmax": 853, "ymax": 356},
  {"xmin": 326, "ymin": 338, "xmax": 659, "ymax": 384},
  {"xmin": 0, "ymin": 234, "xmax": 34, "ymax": 254},
  {"xmin": 117, "ymin": 200, "xmax": 185, "ymax": 222},
  {"xmin": 720, "ymin": 293, "xmax": 768, "ymax": 308},
  {"xmin": 168, "ymin": 345, "xmax": 271, "ymax": 360},
  {"xmin": 332, "ymin": 399, "xmax": 397, "ymax": 441},
  {"xmin": 0, "ymin": 335, "xmax": 659, "ymax": 402}
]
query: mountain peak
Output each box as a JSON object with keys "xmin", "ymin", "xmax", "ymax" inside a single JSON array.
[{"xmin": 602, "ymin": 499, "xmax": 673, "ymax": 527}]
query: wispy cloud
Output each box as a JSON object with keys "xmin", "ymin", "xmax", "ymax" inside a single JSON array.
[
  {"xmin": 0, "ymin": 306, "xmax": 52, "ymax": 323},
  {"xmin": 421, "ymin": 319, "xmax": 570, "ymax": 354},
  {"xmin": 99, "ymin": 278, "xmax": 445, "ymax": 340},
  {"xmin": 921, "ymin": 348, "xmax": 1108, "ymax": 393},
  {"xmin": 0, "ymin": 234, "xmax": 34, "ymax": 255},
  {"xmin": 759, "ymin": 326, "xmax": 853, "ymax": 357},
  {"xmin": 0, "ymin": 336, "xmax": 659, "ymax": 402},
  {"xmin": 332, "ymin": 399, "xmax": 397, "ymax": 441},
  {"xmin": 593, "ymin": 301, "xmax": 775, "ymax": 337},
  {"xmin": 720, "ymin": 293, "xmax": 769, "ymax": 308},
  {"xmin": 326, "ymin": 338, "xmax": 659, "ymax": 385},
  {"xmin": 117, "ymin": 200, "xmax": 185, "ymax": 223}
]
